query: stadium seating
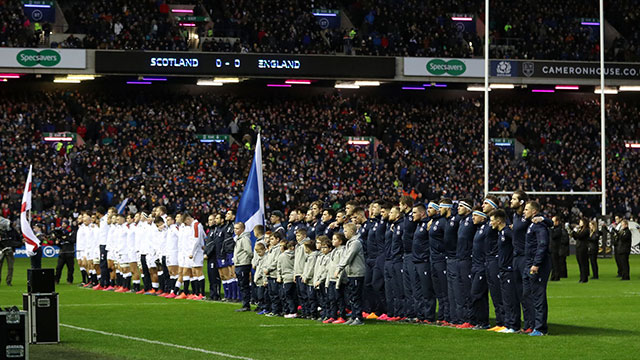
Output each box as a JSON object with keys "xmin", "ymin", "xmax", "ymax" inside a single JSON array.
[
  {"xmin": 2, "ymin": 0, "xmax": 639, "ymax": 60},
  {"xmin": 1, "ymin": 89, "xmax": 638, "ymax": 232}
]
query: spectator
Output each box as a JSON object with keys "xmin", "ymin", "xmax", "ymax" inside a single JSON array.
[{"xmin": 0, "ymin": 87, "xmax": 638, "ymax": 235}]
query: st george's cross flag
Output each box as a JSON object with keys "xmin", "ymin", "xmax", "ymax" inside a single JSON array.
[
  {"xmin": 235, "ymin": 135, "xmax": 265, "ymax": 247},
  {"xmin": 21, "ymin": 165, "xmax": 40, "ymax": 256}
]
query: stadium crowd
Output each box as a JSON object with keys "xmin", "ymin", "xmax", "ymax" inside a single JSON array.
[
  {"xmin": 57, "ymin": 0, "xmax": 188, "ymax": 50},
  {"xmin": 0, "ymin": 0, "xmax": 41, "ymax": 48},
  {"xmin": 0, "ymin": 89, "xmax": 639, "ymax": 231},
  {"xmin": 2, "ymin": 0, "xmax": 640, "ymax": 60}
]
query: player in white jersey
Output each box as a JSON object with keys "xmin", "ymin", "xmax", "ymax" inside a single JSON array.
[
  {"xmin": 143, "ymin": 213, "xmax": 160, "ymax": 295},
  {"xmin": 76, "ymin": 212, "xmax": 91, "ymax": 286},
  {"xmin": 135, "ymin": 212, "xmax": 153, "ymax": 294},
  {"xmin": 115, "ymin": 214, "xmax": 135, "ymax": 293},
  {"xmin": 129, "ymin": 213, "xmax": 143, "ymax": 293},
  {"xmin": 153, "ymin": 217, "xmax": 170, "ymax": 296},
  {"xmin": 135, "ymin": 213, "xmax": 150, "ymax": 294},
  {"xmin": 154, "ymin": 206, "xmax": 169, "ymax": 294},
  {"xmin": 95, "ymin": 209, "xmax": 110, "ymax": 289},
  {"xmin": 175, "ymin": 214, "xmax": 194, "ymax": 298},
  {"xmin": 90, "ymin": 213, "xmax": 103, "ymax": 288},
  {"xmin": 152, "ymin": 207, "xmax": 168, "ymax": 295},
  {"xmin": 111, "ymin": 214, "xmax": 126, "ymax": 291},
  {"xmin": 105, "ymin": 212, "xmax": 119, "ymax": 290},
  {"xmin": 160, "ymin": 215, "xmax": 181, "ymax": 298},
  {"xmin": 180, "ymin": 213, "xmax": 205, "ymax": 300}
]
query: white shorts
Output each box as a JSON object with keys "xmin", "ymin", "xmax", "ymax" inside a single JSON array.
[
  {"xmin": 107, "ymin": 250, "xmax": 118, "ymax": 261},
  {"xmin": 89, "ymin": 248, "xmax": 99, "ymax": 261},
  {"xmin": 178, "ymin": 253, "xmax": 187, "ymax": 268},
  {"xmin": 166, "ymin": 252, "xmax": 179, "ymax": 267},
  {"xmin": 146, "ymin": 255, "xmax": 158, "ymax": 269},
  {"xmin": 76, "ymin": 250, "xmax": 83, "ymax": 260},
  {"xmin": 189, "ymin": 251, "xmax": 204, "ymax": 268}
]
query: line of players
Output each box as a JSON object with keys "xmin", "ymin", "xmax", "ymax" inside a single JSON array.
[
  {"xmin": 248, "ymin": 192, "xmax": 551, "ymax": 334},
  {"xmin": 74, "ymin": 206, "xmax": 211, "ymax": 300},
  {"xmin": 72, "ymin": 190, "xmax": 552, "ymax": 335}
]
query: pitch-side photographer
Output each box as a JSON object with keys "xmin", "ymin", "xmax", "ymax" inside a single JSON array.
[
  {"xmin": 0, "ymin": 217, "xmax": 21, "ymax": 286},
  {"xmin": 53, "ymin": 220, "xmax": 77, "ymax": 284}
]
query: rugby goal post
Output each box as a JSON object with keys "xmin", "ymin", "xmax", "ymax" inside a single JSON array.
[{"xmin": 483, "ymin": 0, "xmax": 607, "ymax": 216}]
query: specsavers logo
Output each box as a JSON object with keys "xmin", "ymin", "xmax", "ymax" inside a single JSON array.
[
  {"xmin": 16, "ymin": 49, "xmax": 61, "ymax": 67},
  {"xmin": 426, "ymin": 59, "xmax": 466, "ymax": 76}
]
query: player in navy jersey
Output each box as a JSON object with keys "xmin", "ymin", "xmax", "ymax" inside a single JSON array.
[
  {"xmin": 482, "ymin": 195, "xmax": 504, "ymax": 331},
  {"xmin": 305, "ymin": 209, "xmax": 318, "ymax": 241},
  {"xmin": 319, "ymin": 209, "xmax": 335, "ymax": 240},
  {"xmin": 399, "ymin": 196, "xmax": 418, "ymax": 321},
  {"xmin": 490, "ymin": 209, "xmax": 519, "ymax": 333},
  {"xmin": 351, "ymin": 207, "xmax": 369, "ymax": 258},
  {"xmin": 269, "ymin": 211, "xmax": 286, "ymax": 239},
  {"xmin": 329, "ymin": 209, "xmax": 347, "ymax": 235},
  {"xmin": 286, "ymin": 209, "xmax": 306, "ymax": 243},
  {"xmin": 441, "ymin": 198, "xmax": 462, "ymax": 326},
  {"xmin": 364, "ymin": 202, "xmax": 382, "ymax": 318},
  {"xmin": 428, "ymin": 201, "xmax": 450, "ymax": 325},
  {"xmin": 509, "ymin": 190, "xmax": 534, "ymax": 332},
  {"xmin": 374, "ymin": 201, "xmax": 391, "ymax": 319},
  {"xmin": 470, "ymin": 206, "xmax": 490, "ymax": 329},
  {"xmin": 454, "ymin": 199, "xmax": 477, "ymax": 329},
  {"xmin": 523, "ymin": 201, "xmax": 552, "ymax": 336},
  {"xmin": 412, "ymin": 203, "xmax": 436, "ymax": 323}
]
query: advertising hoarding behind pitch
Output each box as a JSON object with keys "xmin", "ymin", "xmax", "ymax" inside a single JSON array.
[{"xmin": 0, "ymin": 48, "xmax": 86, "ymax": 69}]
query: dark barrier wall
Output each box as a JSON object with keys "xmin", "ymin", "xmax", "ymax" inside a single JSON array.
[{"xmin": 95, "ymin": 51, "xmax": 396, "ymax": 78}]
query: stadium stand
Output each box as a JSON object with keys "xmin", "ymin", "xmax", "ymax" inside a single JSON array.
[
  {"xmin": 2, "ymin": 0, "xmax": 639, "ymax": 60},
  {"xmin": 1, "ymin": 88, "xmax": 638, "ymax": 233}
]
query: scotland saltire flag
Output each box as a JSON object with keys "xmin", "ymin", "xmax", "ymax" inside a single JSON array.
[
  {"xmin": 117, "ymin": 198, "xmax": 129, "ymax": 214},
  {"xmin": 235, "ymin": 135, "xmax": 264, "ymax": 247}
]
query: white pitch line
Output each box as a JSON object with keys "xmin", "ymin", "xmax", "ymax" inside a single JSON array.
[
  {"xmin": 60, "ymin": 303, "xmax": 174, "ymax": 307},
  {"xmin": 258, "ymin": 324, "xmax": 322, "ymax": 327},
  {"xmin": 61, "ymin": 324, "xmax": 255, "ymax": 360},
  {"xmin": 548, "ymin": 294, "xmax": 639, "ymax": 299}
]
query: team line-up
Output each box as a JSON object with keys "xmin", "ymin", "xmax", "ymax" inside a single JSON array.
[{"xmin": 74, "ymin": 192, "xmax": 554, "ymax": 335}]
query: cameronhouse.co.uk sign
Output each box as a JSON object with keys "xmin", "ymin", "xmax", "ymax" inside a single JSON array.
[{"xmin": 490, "ymin": 59, "xmax": 640, "ymax": 79}]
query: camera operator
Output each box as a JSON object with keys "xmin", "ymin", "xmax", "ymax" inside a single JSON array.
[
  {"xmin": 53, "ymin": 219, "xmax": 77, "ymax": 284},
  {"xmin": 0, "ymin": 217, "xmax": 21, "ymax": 286}
]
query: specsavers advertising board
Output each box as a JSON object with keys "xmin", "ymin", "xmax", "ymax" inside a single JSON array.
[
  {"xmin": 404, "ymin": 57, "xmax": 485, "ymax": 77},
  {"xmin": 0, "ymin": 48, "xmax": 86, "ymax": 69}
]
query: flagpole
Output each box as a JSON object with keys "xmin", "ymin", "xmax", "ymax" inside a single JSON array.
[
  {"xmin": 21, "ymin": 165, "xmax": 40, "ymax": 256},
  {"xmin": 235, "ymin": 132, "xmax": 265, "ymax": 245}
]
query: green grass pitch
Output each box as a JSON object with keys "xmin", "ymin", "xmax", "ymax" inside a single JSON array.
[{"xmin": 1, "ymin": 257, "xmax": 639, "ymax": 359}]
